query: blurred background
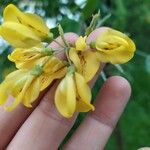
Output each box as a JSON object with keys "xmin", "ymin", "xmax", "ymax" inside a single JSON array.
[{"xmin": 0, "ymin": 0, "xmax": 150, "ymax": 149}]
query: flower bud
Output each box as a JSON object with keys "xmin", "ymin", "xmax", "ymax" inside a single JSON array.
[
  {"xmin": 4, "ymin": 4, "xmax": 52, "ymax": 41},
  {"xmin": 95, "ymin": 27, "xmax": 136, "ymax": 64}
]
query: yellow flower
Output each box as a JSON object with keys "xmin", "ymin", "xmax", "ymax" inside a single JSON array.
[
  {"xmin": 4, "ymin": 4, "xmax": 52, "ymax": 40},
  {"xmin": 75, "ymin": 36, "xmax": 87, "ymax": 51},
  {"xmin": 8, "ymin": 47, "xmax": 67, "ymax": 90},
  {"xmin": 0, "ymin": 58, "xmax": 67, "ymax": 111},
  {"xmin": 0, "ymin": 69, "xmax": 39, "ymax": 111},
  {"xmin": 55, "ymin": 72, "xmax": 94, "ymax": 118},
  {"xmin": 8, "ymin": 46, "xmax": 54, "ymax": 69},
  {"xmin": 38, "ymin": 57, "xmax": 67, "ymax": 91},
  {"xmin": 0, "ymin": 4, "xmax": 53, "ymax": 48},
  {"xmin": 69, "ymin": 36, "xmax": 100, "ymax": 82},
  {"xmin": 95, "ymin": 28, "xmax": 136, "ymax": 64},
  {"xmin": 69, "ymin": 48, "xmax": 100, "ymax": 82}
]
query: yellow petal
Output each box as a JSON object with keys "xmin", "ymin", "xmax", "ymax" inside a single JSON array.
[
  {"xmin": 0, "ymin": 70, "xmax": 27, "ymax": 106},
  {"xmin": 75, "ymin": 36, "xmax": 87, "ymax": 51},
  {"xmin": 23, "ymin": 78, "xmax": 40, "ymax": 107},
  {"xmin": 75, "ymin": 72, "xmax": 94, "ymax": 112},
  {"xmin": 4, "ymin": 4, "xmax": 50, "ymax": 39},
  {"xmin": 4, "ymin": 4, "xmax": 21, "ymax": 22},
  {"xmin": 26, "ymin": 56, "xmax": 50, "ymax": 70},
  {"xmin": 69, "ymin": 48, "xmax": 100, "ymax": 82},
  {"xmin": 8, "ymin": 47, "xmax": 45, "ymax": 69},
  {"xmin": 0, "ymin": 71, "xmax": 27, "ymax": 107},
  {"xmin": 5, "ymin": 75, "xmax": 34, "ymax": 111},
  {"xmin": 69, "ymin": 48, "xmax": 82, "ymax": 74},
  {"xmin": 43, "ymin": 57, "xmax": 66, "ymax": 73},
  {"xmin": 0, "ymin": 69, "xmax": 38, "ymax": 111},
  {"xmin": 8, "ymin": 47, "xmax": 41, "ymax": 62},
  {"xmin": 0, "ymin": 22, "xmax": 40, "ymax": 48},
  {"xmin": 11, "ymin": 76, "xmax": 28, "ymax": 97},
  {"xmin": 95, "ymin": 28, "xmax": 136, "ymax": 64},
  {"xmin": 5, "ymin": 69, "xmax": 26, "ymax": 80},
  {"xmin": 0, "ymin": 81, "xmax": 10, "ymax": 105},
  {"xmin": 81, "ymin": 51, "xmax": 100, "ymax": 82},
  {"xmin": 55, "ymin": 74, "xmax": 76, "ymax": 118},
  {"xmin": 76, "ymin": 100, "xmax": 95, "ymax": 112},
  {"xmin": 39, "ymin": 67, "xmax": 67, "ymax": 91},
  {"xmin": 23, "ymin": 13, "xmax": 50, "ymax": 39},
  {"xmin": 3, "ymin": 70, "xmax": 29, "ymax": 98}
]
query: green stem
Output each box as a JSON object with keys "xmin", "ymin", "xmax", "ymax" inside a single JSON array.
[
  {"xmin": 58, "ymin": 24, "xmax": 70, "ymax": 48},
  {"xmin": 65, "ymin": 48, "xmax": 72, "ymax": 66},
  {"xmin": 96, "ymin": 13, "xmax": 111, "ymax": 27},
  {"xmin": 30, "ymin": 56, "xmax": 51, "ymax": 76},
  {"xmin": 114, "ymin": 64, "xmax": 124, "ymax": 73},
  {"xmin": 101, "ymin": 71, "xmax": 107, "ymax": 81},
  {"xmin": 85, "ymin": 11, "xmax": 100, "ymax": 36},
  {"xmin": 57, "ymin": 24, "xmax": 72, "ymax": 66}
]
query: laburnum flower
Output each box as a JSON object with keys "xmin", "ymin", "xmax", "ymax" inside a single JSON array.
[
  {"xmin": 0, "ymin": 4, "xmax": 53, "ymax": 48},
  {"xmin": 8, "ymin": 45, "xmax": 54, "ymax": 69},
  {"xmin": 55, "ymin": 71, "xmax": 95, "ymax": 118},
  {"xmin": 0, "ymin": 58, "xmax": 67, "ymax": 111},
  {"xmin": 69, "ymin": 36, "xmax": 100, "ymax": 82},
  {"xmin": 95, "ymin": 27, "xmax": 136, "ymax": 64},
  {"xmin": 38, "ymin": 57, "xmax": 67, "ymax": 91},
  {"xmin": 0, "ymin": 69, "xmax": 39, "ymax": 111}
]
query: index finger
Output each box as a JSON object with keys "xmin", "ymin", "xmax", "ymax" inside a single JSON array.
[{"xmin": 64, "ymin": 76, "xmax": 131, "ymax": 150}]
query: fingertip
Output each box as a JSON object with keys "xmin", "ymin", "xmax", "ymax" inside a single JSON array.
[
  {"xmin": 91, "ymin": 75, "xmax": 131, "ymax": 128},
  {"xmin": 87, "ymin": 27, "xmax": 109, "ymax": 43},
  {"xmin": 63, "ymin": 32, "xmax": 79, "ymax": 45},
  {"xmin": 64, "ymin": 76, "xmax": 131, "ymax": 150},
  {"xmin": 105, "ymin": 76, "xmax": 131, "ymax": 99},
  {"xmin": 49, "ymin": 32, "xmax": 79, "ymax": 49}
]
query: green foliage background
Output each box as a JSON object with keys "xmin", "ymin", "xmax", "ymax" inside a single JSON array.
[{"xmin": 0, "ymin": 0, "xmax": 150, "ymax": 149}]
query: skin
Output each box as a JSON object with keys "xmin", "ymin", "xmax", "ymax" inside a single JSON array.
[
  {"xmin": 0, "ymin": 28, "xmax": 132, "ymax": 150},
  {"xmin": 138, "ymin": 148, "xmax": 150, "ymax": 150}
]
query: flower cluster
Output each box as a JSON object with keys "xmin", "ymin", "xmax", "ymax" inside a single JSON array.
[{"xmin": 0, "ymin": 4, "xmax": 136, "ymax": 118}]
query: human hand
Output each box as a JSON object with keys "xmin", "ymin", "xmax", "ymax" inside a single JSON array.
[{"xmin": 0, "ymin": 30, "xmax": 131, "ymax": 150}]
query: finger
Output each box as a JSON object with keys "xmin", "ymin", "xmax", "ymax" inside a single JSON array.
[
  {"xmin": 64, "ymin": 76, "xmax": 131, "ymax": 150},
  {"xmin": 7, "ymin": 81, "xmax": 77, "ymax": 150},
  {"xmin": 0, "ymin": 32, "xmax": 78, "ymax": 149},
  {"xmin": 49, "ymin": 32, "xmax": 79, "ymax": 49},
  {"xmin": 86, "ymin": 27, "xmax": 108, "ymax": 43},
  {"xmin": 0, "ymin": 91, "xmax": 45, "ymax": 149}
]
